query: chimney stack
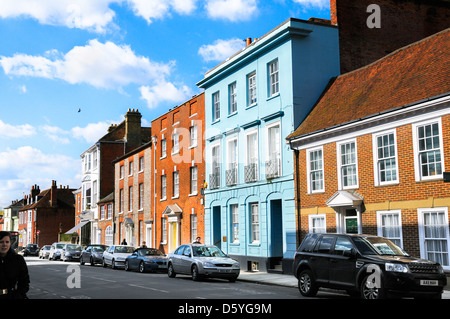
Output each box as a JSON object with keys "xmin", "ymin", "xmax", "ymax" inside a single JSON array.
[
  {"xmin": 330, "ymin": 0, "xmax": 338, "ymax": 26},
  {"xmin": 246, "ymin": 38, "xmax": 252, "ymax": 46},
  {"xmin": 124, "ymin": 108, "xmax": 142, "ymax": 150},
  {"xmin": 50, "ymin": 180, "xmax": 57, "ymax": 207}
]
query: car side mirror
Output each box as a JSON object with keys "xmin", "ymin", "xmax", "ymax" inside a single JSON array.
[{"xmin": 343, "ymin": 248, "xmax": 356, "ymax": 257}]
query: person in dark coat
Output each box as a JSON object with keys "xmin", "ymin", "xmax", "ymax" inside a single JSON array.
[{"xmin": 0, "ymin": 231, "xmax": 30, "ymax": 299}]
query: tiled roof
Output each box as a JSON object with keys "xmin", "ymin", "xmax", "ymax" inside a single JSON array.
[{"xmin": 287, "ymin": 28, "xmax": 450, "ymax": 140}]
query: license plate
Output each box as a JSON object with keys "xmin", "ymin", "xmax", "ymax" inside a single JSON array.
[{"xmin": 420, "ymin": 280, "xmax": 438, "ymax": 286}]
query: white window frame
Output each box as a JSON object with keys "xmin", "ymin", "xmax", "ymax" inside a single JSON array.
[
  {"xmin": 417, "ymin": 207, "xmax": 450, "ymax": 270},
  {"xmin": 372, "ymin": 129, "xmax": 399, "ymax": 186},
  {"xmin": 245, "ymin": 129, "xmax": 259, "ymax": 181},
  {"xmin": 337, "ymin": 138, "xmax": 359, "ymax": 190},
  {"xmin": 247, "ymin": 71, "xmax": 257, "ymax": 106},
  {"xmin": 268, "ymin": 59, "xmax": 279, "ymax": 97},
  {"xmin": 306, "ymin": 146, "xmax": 324, "ymax": 193},
  {"xmin": 161, "ymin": 139, "xmax": 167, "ymax": 158},
  {"xmin": 250, "ymin": 203, "xmax": 259, "ymax": 244},
  {"xmin": 161, "ymin": 175, "xmax": 167, "ymax": 200},
  {"xmin": 265, "ymin": 121, "xmax": 281, "ymax": 176},
  {"xmin": 231, "ymin": 204, "xmax": 239, "ymax": 243},
  {"xmin": 412, "ymin": 118, "xmax": 445, "ymax": 182},
  {"xmin": 190, "ymin": 125, "xmax": 198, "ymax": 148},
  {"xmin": 212, "ymin": 91, "xmax": 220, "ymax": 122},
  {"xmin": 376, "ymin": 210, "xmax": 403, "ymax": 248},
  {"xmin": 228, "ymin": 82, "xmax": 237, "ymax": 115},
  {"xmin": 190, "ymin": 166, "xmax": 198, "ymax": 195},
  {"xmin": 226, "ymin": 136, "xmax": 238, "ymax": 171},
  {"xmin": 173, "ymin": 171, "xmax": 179, "ymax": 198},
  {"xmin": 309, "ymin": 214, "xmax": 326, "ymax": 233},
  {"xmin": 210, "ymin": 141, "xmax": 221, "ymax": 186},
  {"xmin": 172, "ymin": 131, "xmax": 179, "ymax": 155}
]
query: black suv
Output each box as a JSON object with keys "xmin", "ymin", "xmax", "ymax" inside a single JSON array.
[
  {"xmin": 293, "ymin": 233, "xmax": 447, "ymax": 299},
  {"xmin": 23, "ymin": 244, "xmax": 39, "ymax": 257}
]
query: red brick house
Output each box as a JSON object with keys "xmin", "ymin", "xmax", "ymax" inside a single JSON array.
[
  {"xmin": 287, "ymin": 29, "xmax": 450, "ymax": 271},
  {"xmin": 18, "ymin": 181, "xmax": 76, "ymax": 247},
  {"xmin": 150, "ymin": 93, "xmax": 205, "ymax": 254},
  {"xmin": 113, "ymin": 142, "xmax": 152, "ymax": 247}
]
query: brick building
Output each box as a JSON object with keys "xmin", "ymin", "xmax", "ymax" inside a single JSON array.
[
  {"xmin": 18, "ymin": 181, "xmax": 76, "ymax": 247},
  {"xmin": 113, "ymin": 141, "xmax": 152, "ymax": 247},
  {"xmin": 287, "ymin": 29, "xmax": 450, "ymax": 271},
  {"xmin": 330, "ymin": 0, "xmax": 450, "ymax": 73},
  {"xmin": 150, "ymin": 93, "xmax": 205, "ymax": 254},
  {"xmin": 76, "ymin": 108, "xmax": 151, "ymax": 245}
]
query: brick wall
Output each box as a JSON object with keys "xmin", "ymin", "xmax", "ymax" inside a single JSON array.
[
  {"xmin": 296, "ymin": 114, "xmax": 450, "ymax": 256},
  {"xmin": 331, "ymin": 0, "xmax": 450, "ymax": 73}
]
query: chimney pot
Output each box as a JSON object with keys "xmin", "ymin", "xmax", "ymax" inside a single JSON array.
[{"xmin": 246, "ymin": 38, "xmax": 252, "ymax": 46}]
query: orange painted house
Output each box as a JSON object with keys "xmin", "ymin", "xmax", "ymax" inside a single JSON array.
[{"xmin": 150, "ymin": 93, "xmax": 205, "ymax": 254}]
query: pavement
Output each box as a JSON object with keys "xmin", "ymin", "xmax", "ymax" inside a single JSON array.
[{"xmin": 237, "ymin": 270, "xmax": 450, "ymax": 295}]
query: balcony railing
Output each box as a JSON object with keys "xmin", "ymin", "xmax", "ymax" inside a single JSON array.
[
  {"xmin": 226, "ymin": 165, "xmax": 238, "ymax": 186},
  {"xmin": 265, "ymin": 158, "xmax": 281, "ymax": 179},
  {"xmin": 209, "ymin": 167, "xmax": 221, "ymax": 189},
  {"xmin": 244, "ymin": 163, "xmax": 258, "ymax": 183}
]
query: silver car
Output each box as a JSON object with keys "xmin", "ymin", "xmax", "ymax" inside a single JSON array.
[
  {"xmin": 167, "ymin": 244, "xmax": 240, "ymax": 282},
  {"xmin": 102, "ymin": 245, "xmax": 135, "ymax": 269},
  {"xmin": 39, "ymin": 245, "xmax": 51, "ymax": 259}
]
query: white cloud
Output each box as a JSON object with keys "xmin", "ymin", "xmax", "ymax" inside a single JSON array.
[
  {"xmin": 0, "ymin": 39, "xmax": 173, "ymax": 89},
  {"xmin": 0, "ymin": 0, "xmax": 119, "ymax": 33},
  {"xmin": 292, "ymin": 0, "xmax": 329, "ymax": 10},
  {"xmin": 139, "ymin": 81, "xmax": 193, "ymax": 109},
  {"xmin": 126, "ymin": 0, "xmax": 197, "ymax": 23},
  {"xmin": 198, "ymin": 38, "xmax": 246, "ymax": 62},
  {"xmin": 71, "ymin": 121, "xmax": 111, "ymax": 144},
  {"xmin": 0, "ymin": 120, "xmax": 36, "ymax": 138},
  {"xmin": 205, "ymin": 0, "xmax": 258, "ymax": 21},
  {"xmin": 0, "ymin": 146, "xmax": 80, "ymax": 208},
  {"xmin": 39, "ymin": 125, "xmax": 71, "ymax": 144}
]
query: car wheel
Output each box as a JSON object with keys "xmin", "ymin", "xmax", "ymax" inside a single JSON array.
[
  {"xmin": 360, "ymin": 274, "xmax": 385, "ymax": 299},
  {"xmin": 102, "ymin": 259, "xmax": 107, "ymax": 268},
  {"xmin": 125, "ymin": 260, "xmax": 130, "ymax": 271},
  {"xmin": 297, "ymin": 269, "xmax": 318, "ymax": 297},
  {"xmin": 139, "ymin": 261, "xmax": 146, "ymax": 273},
  {"xmin": 111, "ymin": 259, "xmax": 116, "ymax": 269},
  {"xmin": 168, "ymin": 263, "xmax": 176, "ymax": 278},
  {"xmin": 80, "ymin": 257, "xmax": 85, "ymax": 265},
  {"xmin": 192, "ymin": 265, "xmax": 200, "ymax": 281},
  {"xmin": 228, "ymin": 276, "xmax": 238, "ymax": 283},
  {"xmin": 90, "ymin": 257, "xmax": 95, "ymax": 266}
]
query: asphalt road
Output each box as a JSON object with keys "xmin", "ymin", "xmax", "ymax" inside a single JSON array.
[{"xmin": 25, "ymin": 256, "xmax": 304, "ymax": 300}]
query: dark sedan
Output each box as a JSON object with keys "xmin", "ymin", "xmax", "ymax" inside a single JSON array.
[
  {"xmin": 80, "ymin": 245, "xmax": 108, "ymax": 266},
  {"xmin": 125, "ymin": 248, "xmax": 168, "ymax": 273}
]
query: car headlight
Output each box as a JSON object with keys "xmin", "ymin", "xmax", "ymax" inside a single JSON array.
[
  {"xmin": 385, "ymin": 263, "xmax": 409, "ymax": 273},
  {"xmin": 437, "ymin": 265, "xmax": 445, "ymax": 274},
  {"xmin": 203, "ymin": 262, "xmax": 216, "ymax": 268}
]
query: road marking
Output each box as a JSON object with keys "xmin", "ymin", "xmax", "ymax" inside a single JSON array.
[
  {"xmin": 89, "ymin": 276, "xmax": 116, "ymax": 283},
  {"xmin": 128, "ymin": 283, "xmax": 169, "ymax": 293}
]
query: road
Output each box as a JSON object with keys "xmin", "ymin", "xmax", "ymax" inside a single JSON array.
[{"xmin": 26, "ymin": 256, "xmax": 305, "ymax": 300}]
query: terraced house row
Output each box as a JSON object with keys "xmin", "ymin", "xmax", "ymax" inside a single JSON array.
[{"xmin": 5, "ymin": 0, "xmax": 450, "ymax": 275}]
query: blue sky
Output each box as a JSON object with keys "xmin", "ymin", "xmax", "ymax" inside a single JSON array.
[{"xmin": 0, "ymin": 0, "xmax": 330, "ymax": 209}]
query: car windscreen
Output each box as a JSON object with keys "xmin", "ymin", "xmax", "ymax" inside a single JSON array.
[
  {"xmin": 192, "ymin": 246, "xmax": 226, "ymax": 257},
  {"xmin": 115, "ymin": 246, "xmax": 134, "ymax": 253},
  {"xmin": 140, "ymin": 249, "xmax": 164, "ymax": 256},
  {"xmin": 67, "ymin": 244, "xmax": 81, "ymax": 251},
  {"xmin": 56, "ymin": 244, "xmax": 65, "ymax": 249},
  {"xmin": 353, "ymin": 237, "xmax": 408, "ymax": 256},
  {"xmin": 92, "ymin": 246, "xmax": 106, "ymax": 252}
]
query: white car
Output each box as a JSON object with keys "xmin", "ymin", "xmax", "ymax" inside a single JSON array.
[
  {"xmin": 39, "ymin": 245, "xmax": 51, "ymax": 259},
  {"xmin": 102, "ymin": 245, "xmax": 135, "ymax": 269},
  {"xmin": 48, "ymin": 242, "xmax": 66, "ymax": 260}
]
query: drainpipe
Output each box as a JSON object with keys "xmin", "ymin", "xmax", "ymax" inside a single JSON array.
[
  {"xmin": 290, "ymin": 139, "xmax": 302, "ymax": 247},
  {"xmin": 152, "ymin": 136, "xmax": 157, "ymax": 249}
]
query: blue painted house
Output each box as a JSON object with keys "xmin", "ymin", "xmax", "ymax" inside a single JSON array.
[{"xmin": 196, "ymin": 18, "xmax": 340, "ymax": 273}]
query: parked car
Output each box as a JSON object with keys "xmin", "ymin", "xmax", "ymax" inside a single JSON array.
[
  {"xmin": 293, "ymin": 233, "xmax": 447, "ymax": 299},
  {"xmin": 167, "ymin": 244, "xmax": 240, "ymax": 282},
  {"xmin": 102, "ymin": 245, "xmax": 135, "ymax": 269},
  {"xmin": 39, "ymin": 245, "xmax": 51, "ymax": 259},
  {"xmin": 80, "ymin": 245, "xmax": 108, "ymax": 266},
  {"xmin": 61, "ymin": 244, "xmax": 82, "ymax": 262},
  {"xmin": 125, "ymin": 248, "xmax": 168, "ymax": 273},
  {"xmin": 23, "ymin": 244, "xmax": 39, "ymax": 256},
  {"xmin": 48, "ymin": 242, "xmax": 66, "ymax": 260}
]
